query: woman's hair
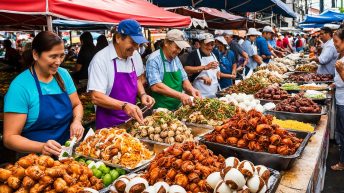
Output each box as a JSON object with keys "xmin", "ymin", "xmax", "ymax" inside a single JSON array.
[
  {"xmin": 334, "ymin": 28, "xmax": 344, "ymax": 41},
  {"xmin": 27, "ymin": 31, "xmax": 66, "ymax": 91},
  {"xmin": 95, "ymin": 35, "xmax": 108, "ymax": 53},
  {"xmin": 80, "ymin": 32, "xmax": 95, "ymax": 48}
]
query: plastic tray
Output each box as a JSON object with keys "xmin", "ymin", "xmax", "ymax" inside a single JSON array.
[
  {"xmin": 265, "ymin": 105, "xmax": 327, "ymax": 124},
  {"xmin": 199, "ymin": 130, "xmax": 314, "ymax": 171}
]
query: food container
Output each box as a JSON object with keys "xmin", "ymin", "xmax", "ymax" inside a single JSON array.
[
  {"xmin": 265, "ymin": 106, "xmax": 327, "ymax": 124},
  {"xmin": 267, "ymin": 168, "xmax": 282, "ymax": 193},
  {"xmin": 258, "ymin": 99, "xmax": 283, "ymax": 105},
  {"xmin": 75, "ymin": 139, "xmax": 162, "ymax": 173},
  {"xmin": 199, "ymin": 130, "xmax": 314, "ymax": 171}
]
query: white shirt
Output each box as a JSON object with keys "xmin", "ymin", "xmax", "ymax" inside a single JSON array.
[
  {"xmin": 87, "ymin": 43, "xmax": 144, "ymax": 95},
  {"xmin": 335, "ymin": 57, "xmax": 344, "ymax": 105}
]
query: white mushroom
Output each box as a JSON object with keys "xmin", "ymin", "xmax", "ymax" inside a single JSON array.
[
  {"xmin": 125, "ymin": 177, "xmax": 149, "ymax": 193},
  {"xmin": 169, "ymin": 185, "xmax": 186, "ymax": 193},
  {"xmin": 246, "ymin": 175, "xmax": 266, "ymax": 193},
  {"xmin": 206, "ymin": 172, "xmax": 222, "ymax": 190},
  {"xmin": 223, "ymin": 167, "xmax": 246, "ymax": 190}
]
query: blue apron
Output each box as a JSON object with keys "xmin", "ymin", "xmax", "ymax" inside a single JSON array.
[
  {"xmin": 218, "ymin": 51, "xmax": 234, "ymax": 89},
  {"xmin": 22, "ymin": 67, "xmax": 73, "ymax": 144}
]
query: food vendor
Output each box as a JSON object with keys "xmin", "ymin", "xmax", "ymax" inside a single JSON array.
[
  {"xmin": 331, "ymin": 29, "xmax": 344, "ymax": 171},
  {"xmin": 310, "ymin": 27, "xmax": 338, "ymax": 75},
  {"xmin": 88, "ymin": 19, "xmax": 155, "ymax": 129},
  {"xmin": 256, "ymin": 26, "xmax": 274, "ymax": 63},
  {"xmin": 184, "ymin": 33, "xmax": 220, "ymax": 98},
  {"xmin": 3, "ymin": 31, "xmax": 84, "ymax": 156},
  {"xmin": 146, "ymin": 29, "xmax": 200, "ymax": 110},
  {"xmin": 241, "ymin": 28, "xmax": 263, "ymax": 76},
  {"xmin": 213, "ymin": 36, "xmax": 237, "ymax": 89}
]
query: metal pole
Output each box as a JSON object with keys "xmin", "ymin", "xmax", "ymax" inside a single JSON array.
[
  {"xmin": 70, "ymin": 30, "xmax": 73, "ymax": 45},
  {"xmin": 46, "ymin": 15, "xmax": 53, "ymax": 32}
]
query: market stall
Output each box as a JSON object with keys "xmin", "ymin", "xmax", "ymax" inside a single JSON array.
[{"xmin": 0, "ymin": 36, "xmax": 333, "ymax": 193}]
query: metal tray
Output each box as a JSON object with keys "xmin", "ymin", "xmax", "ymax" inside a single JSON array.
[
  {"xmin": 74, "ymin": 139, "xmax": 163, "ymax": 173},
  {"xmin": 265, "ymin": 105, "xmax": 327, "ymax": 124},
  {"xmin": 199, "ymin": 130, "xmax": 314, "ymax": 171},
  {"xmin": 267, "ymin": 168, "xmax": 281, "ymax": 193},
  {"xmin": 184, "ymin": 122, "xmax": 215, "ymax": 130},
  {"xmin": 258, "ymin": 99, "xmax": 284, "ymax": 105}
]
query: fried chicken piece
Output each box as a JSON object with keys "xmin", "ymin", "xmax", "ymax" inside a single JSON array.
[{"xmin": 0, "ymin": 168, "xmax": 12, "ymax": 182}]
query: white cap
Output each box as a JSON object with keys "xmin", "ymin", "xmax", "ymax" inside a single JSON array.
[
  {"xmin": 199, "ymin": 33, "xmax": 215, "ymax": 44},
  {"xmin": 215, "ymin": 36, "xmax": 228, "ymax": 45},
  {"xmin": 246, "ymin": 28, "xmax": 261, "ymax": 36},
  {"xmin": 222, "ymin": 30, "xmax": 234, "ymax": 36},
  {"xmin": 166, "ymin": 29, "xmax": 190, "ymax": 49},
  {"xmin": 277, "ymin": 32, "xmax": 282, "ymax": 36},
  {"xmin": 262, "ymin": 26, "xmax": 275, "ymax": 33}
]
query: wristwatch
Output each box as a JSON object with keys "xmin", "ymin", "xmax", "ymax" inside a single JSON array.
[{"xmin": 121, "ymin": 102, "xmax": 128, "ymax": 110}]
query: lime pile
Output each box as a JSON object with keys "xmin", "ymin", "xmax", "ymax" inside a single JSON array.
[{"xmin": 76, "ymin": 158, "xmax": 126, "ymax": 186}]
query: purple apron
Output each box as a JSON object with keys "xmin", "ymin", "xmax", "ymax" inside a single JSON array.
[{"xmin": 95, "ymin": 59, "xmax": 138, "ymax": 129}]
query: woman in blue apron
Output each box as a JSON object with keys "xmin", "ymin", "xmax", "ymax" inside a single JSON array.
[
  {"xmin": 214, "ymin": 36, "xmax": 237, "ymax": 89},
  {"xmin": 3, "ymin": 31, "xmax": 84, "ymax": 156}
]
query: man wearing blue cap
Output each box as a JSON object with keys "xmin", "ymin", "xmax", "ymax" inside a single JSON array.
[{"xmin": 88, "ymin": 19, "xmax": 155, "ymax": 129}]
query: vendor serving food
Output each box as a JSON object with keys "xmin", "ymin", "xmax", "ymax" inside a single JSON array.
[
  {"xmin": 88, "ymin": 19, "xmax": 155, "ymax": 129},
  {"xmin": 146, "ymin": 29, "xmax": 200, "ymax": 110},
  {"xmin": 4, "ymin": 31, "xmax": 84, "ymax": 156},
  {"xmin": 185, "ymin": 33, "xmax": 220, "ymax": 98}
]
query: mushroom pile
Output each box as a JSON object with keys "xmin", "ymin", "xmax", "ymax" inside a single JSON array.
[
  {"xmin": 142, "ymin": 142, "xmax": 225, "ymax": 193},
  {"xmin": 206, "ymin": 157, "xmax": 270, "ymax": 193},
  {"xmin": 110, "ymin": 173, "xmax": 187, "ymax": 193},
  {"xmin": 129, "ymin": 109, "xmax": 193, "ymax": 144}
]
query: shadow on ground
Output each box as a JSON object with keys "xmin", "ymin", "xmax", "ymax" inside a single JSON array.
[{"xmin": 323, "ymin": 141, "xmax": 344, "ymax": 192}]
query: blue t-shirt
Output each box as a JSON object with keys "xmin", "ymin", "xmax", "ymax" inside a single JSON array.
[
  {"xmin": 213, "ymin": 49, "xmax": 235, "ymax": 89},
  {"xmin": 256, "ymin": 36, "xmax": 272, "ymax": 63},
  {"xmin": 4, "ymin": 67, "xmax": 76, "ymax": 129},
  {"xmin": 268, "ymin": 39, "xmax": 277, "ymax": 49}
]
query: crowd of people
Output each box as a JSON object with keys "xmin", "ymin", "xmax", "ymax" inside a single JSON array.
[{"xmin": 2, "ymin": 19, "xmax": 344, "ymax": 172}]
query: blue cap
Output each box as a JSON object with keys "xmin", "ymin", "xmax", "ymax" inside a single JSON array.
[{"xmin": 117, "ymin": 19, "xmax": 148, "ymax": 44}]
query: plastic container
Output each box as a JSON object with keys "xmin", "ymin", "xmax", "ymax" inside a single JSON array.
[{"xmin": 199, "ymin": 130, "xmax": 314, "ymax": 171}]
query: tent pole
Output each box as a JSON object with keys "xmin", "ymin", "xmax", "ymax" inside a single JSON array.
[
  {"xmin": 46, "ymin": 15, "xmax": 53, "ymax": 32},
  {"xmin": 70, "ymin": 30, "xmax": 73, "ymax": 45}
]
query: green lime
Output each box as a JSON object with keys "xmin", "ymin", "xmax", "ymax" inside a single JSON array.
[
  {"xmin": 93, "ymin": 169, "xmax": 102, "ymax": 179},
  {"xmin": 102, "ymin": 174, "xmax": 112, "ymax": 187},
  {"xmin": 116, "ymin": 168, "xmax": 126, "ymax": 175},
  {"xmin": 79, "ymin": 159, "xmax": 86, "ymax": 164},
  {"xmin": 65, "ymin": 141, "xmax": 71, "ymax": 147},
  {"xmin": 99, "ymin": 165, "xmax": 110, "ymax": 174},
  {"xmin": 109, "ymin": 170, "xmax": 119, "ymax": 181},
  {"xmin": 86, "ymin": 160, "xmax": 93, "ymax": 165},
  {"xmin": 91, "ymin": 165, "xmax": 97, "ymax": 169}
]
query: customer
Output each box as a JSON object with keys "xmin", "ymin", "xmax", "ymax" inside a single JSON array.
[
  {"xmin": 73, "ymin": 32, "xmax": 96, "ymax": 82},
  {"xmin": 95, "ymin": 35, "xmax": 108, "ymax": 53},
  {"xmin": 310, "ymin": 27, "xmax": 338, "ymax": 75},
  {"xmin": 256, "ymin": 26, "xmax": 274, "ymax": 63},
  {"xmin": 223, "ymin": 30, "xmax": 249, "ymax": 69},
  {"xmin": 331, "ymin": 28, "xmax": 344, "ymax": 171},
  {"xmin": 3, "ymin": 39, "xmax": 20, "ymax": 71},
  {"xmin": 295, "ymin": 34, "xmax": 304, "ymax": 52}
]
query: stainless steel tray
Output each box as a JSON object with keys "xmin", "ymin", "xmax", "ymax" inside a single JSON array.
[
  {"xmin": 199, "ymin": 130, "xmax": 314, "ymax": 171},
  {"xmin": 265, "ymin": 106, "xmax": 327, "ymax": 124}
]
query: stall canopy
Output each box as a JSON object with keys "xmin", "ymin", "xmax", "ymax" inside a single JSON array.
[
  {"xmin": 301, "ymin": 10, "xmax": 344, "ymax": 24},
  {"xmin": 152, "ymin": 0, "xmax": 297, "ymax": 18},
  {"xmin": 52, "ymin": 20, "xmax": 111, "ymax": 30},
  {"xmin": 0, "ymin": 0, "xmax": 191, "ymax": 29},
  {"xmin": 166, "ymin": 7, "xmax": 268, "ymax": 29}
]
